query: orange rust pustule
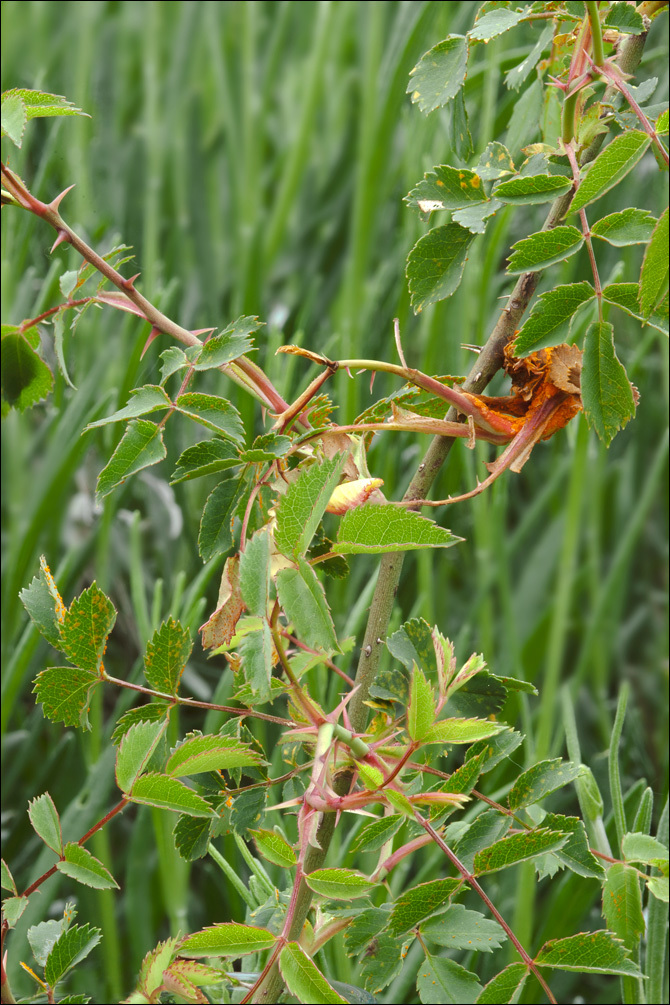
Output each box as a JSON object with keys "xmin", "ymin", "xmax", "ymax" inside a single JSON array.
[{"xmin": 462, "ymin": 342, "xmax": 583, "ymax": 440}]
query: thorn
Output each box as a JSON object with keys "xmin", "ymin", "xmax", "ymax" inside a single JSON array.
[
  {"xmin": 140, "ymin": 326, "xmax": 162, "ymax": 359},
  {"xmin": 191, "ymin": 327, "xmax": 216, "ymax": 337},
  {"xmin": 369, "ymin": 371, "xmax": 376, "ymax": 394},
  {"xmin": 47, "ymin": 184, "xmax": 76, "ymax": 213},
  {"xmin": 394, "ymin": 318, "xmax": 408, "ymax": 369},
  {"xmin": 50, "ymin": 229, "xmax": 70, "ymax": 253},
  {"xmin": 121, "ymin": 273, "xmax": 141, "ymax": 291}
]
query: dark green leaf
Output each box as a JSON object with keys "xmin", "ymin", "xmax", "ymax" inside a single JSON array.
[
  {"xmin": 453, "ymin": 199, "xmax": 502, "ymax": 234},
  {"xmin": 474, "ymin": 829, "xmax": 570, "ymax": 875},
  {"xmin": 111, "ymin": 704, "xmax": 168, "ymax": 745},
  {"xmin": 541, "ymin": 813, "xmax": 605, "ymax": 879},
  {"xmin": 602, "ymin": 282, "xmax": 668, "ymax": 335},
  {"xmin": 192, "ymin": 316, "xmax": 262, "ymax": 370},
  {"xmin": 570, "ymin": 131, "xmax": 651, "ymax": 213},
  {"xmin": 387, "ymin": 617, "xmax": 437, "ymax": 677},
  {"xmin": 639, "ymin": 207, "xmax": 669, "ymax": 317},
  {"xmin": 59, "ymin": 583, "xmax": 116, "ymax": 673},
  {"xmin": 476, "ymin": 963, "xmax": 528, "ymax": 1004},
  {"xmin": 605, "ymin": 2, "xmax": 645, "ymax": 33},
  {"xmin": 506, "ymin": 226, "xmax": 584, "ymax": 274},
  {"xmin": 406, "ymin": 223, "xmax": 476, "ymax": 312},
  {"xmin": 505, "ymin": 23, "xmax": 553, "ymax": 90},
  {"xmin": 230, "ymin": 786, "xmax": 267, "ymax": 834},
  {"xmin": 240, "ymin": 433, "xmax": 293, "ymax": 462},
  {"xmin": 173, "ymin": 815, "xmax": 213, "ymax": 861},
  {"xmin": 1, "ymin": 327, "xmax": 53, "ymax": 412},
  {"xmin": 388, "ymin": 878, "xmax": 460, "ymax": 936},
  {"xmin": 198, "ymin": 476, "xmax": 246, "ymax": 561},
  {"xmin": 591, "ymin": 208, "xmax": 657, "ymax": 247},
  {"xmin": 602, "ymin": 862, "xmax": 645, "ymax": 948},
  {"xmin": 171, "ymin": 438, "xmax": 240, "ymax": 484},
  {"xmin": 239, "ymin": 528, "xmax": 271, "ymax": 617},
  {"xmin": 115, "ymin": 718, "xmax": 169, "ymax": 793},
  {"xmin": 477, "ymin": 142, "xmax": 515, "ymax": 181},
  {"xmin": 96, "ymin": 419, "xmax": 166, "ymax": 500},
  {"xmin": 449, "ymin": 89, "xmax": 474, "ymax": 161},
  {"xmin": 359, "ymin": 932, "xmax": 407, "ymax": 993},
  {"xmin": 465, "ymin": 730, "xmax": 524, "ymax": 774},
  {"xmin": 238, "ymin": 624, "xmax": 274, "ymax": 703},
  {"xmin": 406, "ymin": 166, "xmax": 487, "ymax": 213},
  {"xmin": 582, "ymin": 320, "xmax": 636, "ymax": 445},
  {"xmin": 352, "ymin": 815, "xmax": 404, "ymax": 852},
  {"xmin": 506, "ymin": 78, "xmax": 543, "ymax": 155},
  {"xmin": 20, "ymin": 557, "xmax": 66, "ymax": 650},
  {"xmin": 455, "ymin": 810, "xmax": 513, "ymax": 872},
  {"xmin": 407, "ymin": 36, "xmax": 468, "ymax": 114},
  {"xmin": 33, "ymin": 667, "xmax": 100, "ymax": 730},
  {"xmin": 493, "ymin": 174, "xmax": 572, "ymax": 205},
  {"xmin": 129, "ymin": 773, "xmax": 216, "ymax": 817},
  {"xmin": 181, "ymin": 923, "xmax": 276, "ymax": 957},
  {"xmin": 280, "ymin": 943, "xmax": 347, "ymax": 1004},
  {"xmin": 57, "ymin": 844, "xmax": 119, "ymax": 890},
  {"xmin": 344, "ymin": 907, "xmax": 390, "ymax": 957},
  {"xmin": 535, "ymin": 930, "xmax": 641, "ymax": 975},
  {"xmin": 144, "ymin": 618, "xmax": 192, "ymax": 695},
  {"xmin": 44, "ymin": 924, "xmax": 101, "ymax": 987},
  {"xmin": 508, "ymin": 759, "xmax": 585, "ymax": 810},
  {"xmin": 176, "ymin": 392, "xmax": 244, "ymax": 442},
  {"xmin": 514, "ymin": 282, "xmax": 595, "ymax": 354},
  {"xmin": 85, "ymin": 385, "xmax": 171, "ymax": 429}
]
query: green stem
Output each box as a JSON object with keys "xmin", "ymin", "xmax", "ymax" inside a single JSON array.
[{"xmin": 585, "ymin": 1, "xmax": 605, "ymax": 67}]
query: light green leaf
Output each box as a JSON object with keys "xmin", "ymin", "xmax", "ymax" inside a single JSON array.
[
  {"xmin": 2, "ymin": 897, "xmax": 29, "ymax": 928},
  {"xmin": 406, "ymin": 223, "xmax": 475, "ymax": 312},
  {"xmin": 171, "ymin": 438, "xmax": 240, "ymax": 484},
  {"xmin": 582, "ymin": 321, "xmax": 636, "ymax": 445},
  {"xmin": 453, "ymin": 199, "xmax": 502, "ymax": 235},
  {"xmin": 238, "ymin": 624, "xmax": 274, "ymax": 703},
  {"xmin": 198, "ymin": 476, "xmax": 246, "ymax": 561},
  {"xmin": 53, "ymin": 314, "xmax": 76, "ymax": 390},
  {"xmin": 476, "ymin": 963, "xmax": 528, "ymax": 1004},
  {"xmin": 542, "ymin": 813, "xmax": 606, "ymax": 879},
  {"xmin": 417, "ymin": 954, "xmax": 482, "ymax": 1004},
  {"xmin": 115, "ymin": 718, "xmax": 168, "ymax": 793},
  {"xmin": 474, "ymin": 829, "xmax": 569, "ymax": 875},
  {"xmin": 44, "ymin": 924, "xmax": 101, "ymax": 988},
  {"xmin": 534, "ymin": 930, "xmax": 641, "ymax": 975},
  {"xmin": 352, "ymin": 815, "xmax": 404, "ymax": 853},
  {"xmin": 591, "ymin": 208, "xmax": 657, "ymax": 247},
  {"xmin": 144, "ymin": 617, "xmax": 192, "ymax": 695},
  {"xmin": 112, "ymin": 704, "xmax": 169, "ymax": 746},
  {"xmin": 250, "ymin": 828, "xmax": 297, "ymax": 868},
  {"xmin": 570, "ymin": 131, "xmax": 651, "ymax": 213},
  {"xmin": 305, "ymin": 868, "xmax": 376, "ymax": 900},
  {"xmin": 334, "ymin": 505, "xmax": 462, "ymax": 555},
  {"xmin": 469, "ymin": 7, "xmax": 525, "ymax": 41},
  {"xmin": 656, "ymin": 108, "xmax": 669, "ymax": 135},
  {"xmin": 85, "ymin": 385, "xmax": 171, "ymax": 429},
  {"xmin": 421, "ymin": 904, "xmax": 506, "ymax": 952},
  {"xmin": 388, "ymin": 878, "xmax": 461, "ymax": 936},
  {"xmin": 1, "ymin": 327, "xmax": 53, "ymax": 412},
  {"xmin": 421, "ymin": 718, "xmax": 505, "ymax": 746},
  {"xmin": 32, "ymin": 666, "xmax": 100, "ymax": 730},
  {"xmin": 605, "ymin": 1, "xmax": 645, "ymax": 34},
  {"xmin": 166, "ymin": 735, "xmax": 262, "ymax": 776},
  {"xmin": 622, "ymin": 832, "xmax": 669, "ymax": 867},
  {"xmin": 160, "ymin": 346, "xmax": 190, "ymax": 382},
  {"xmin": 493, "ymin": 174, "xmax": 572, "ymax": 205},
  {"xmin": 60, "ymin": 583, "xmax": 116, "ymax": 673},
  {"xmin": 647, "ymin": 875, "xmax": 669, "ymax": 902},
  {"xmin": 514, "ymin": 282, "xmax": 595, "ymax": 354},
  {"xmin": 240, "ymin": 433, "xmax": 293, "ymax": 462},
  {"xmin": 465, "ymin": 730, "xmax": 524, "ymax": 774},
  {"xmin": 2, "ymin": 87, "xmax": 87, "ymax": 122},
  {"xmin": 175, "ymin": 392, "xmax": 245, "ymax": 442},
  {"xmin": 129, "ymin": 773, "xmax": 216, "ymax": 817},
  {"xmin": 19, "ymin": 557, "xmax": 66, "ymax": 650},
  {"xmin": 1, "ymin": 92, "xmax": 26, "ymax": 146},
  {"xmin": 477, "ymin": 142, "xmax": 515, "ymax": 181},
  {"xmin": 407, "ymin": 664, "xmax": 436, "ymax": 741},
  {"xmin": 506, "ymin": 225, "xmax": 584, "ymax": 274},
  {"xmin": 602, "ymin": 862, "xmax": 645, "ymax": 947},
  {"xmin": 508, "ymin": 759, "xmax": 585, "ymax": 810},
  {"xmin": 639, "ymin": 207, "xmax": 669, "ymax": 317},
  {"xmin": 280, "ymin": 943, "xmax": 347, "ymax": 1004},
  {"xmin": 239, "ymin": 528, "xmax": 271, "ymax": 617},
  {"xmin": 275, "ymin": 455, "xmax": 345, "ymax": 558},
  {"xmin": 28, "ymin": 792, "xmax": 62, "ymax": 854},
  {"xmin": 95, "ymin": 419, "xmax": 166, "ymax": 500},
  {"xmin": 405, "ymin": 166, "xmax": 487, "ymax": 213},
  {"xmin": 356, "ymin": 760, "xmax": 385, "ymax": 790},
  {"xmin": 192, "ymin": 316, "xmax": 262, "ymax": 370},
  {"xmin": 180, "ymin": 923, "xmax": 276, "ymax": 957},
  {"xmin": 57, "ymin": 843, "xmax": 119, "ymax": 890},
  {"xmin": 276, "ymin": 558, "xmax": 339, "ymax": 652},
  {"xmin": 1, "ymin": 860, "xmax": 17, "ymax": 894},
  {"xmin": 407, "ymin": 36, "xmax": 468, "ymax": 114},
  {"xmin": 505, "ymin": 22, "xmax": 553, "ymax": 90}
]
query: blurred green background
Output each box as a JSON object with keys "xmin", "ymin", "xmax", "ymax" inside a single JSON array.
[{"xmin": 1, "ymin": 2, "xmax": 668, "ymax": 1001}]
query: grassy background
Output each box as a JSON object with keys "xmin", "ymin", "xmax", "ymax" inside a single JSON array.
[{"xmin": 1, "ymin": 2, "xmax": 668, "ymax": 1001}]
